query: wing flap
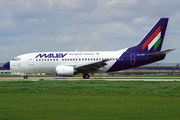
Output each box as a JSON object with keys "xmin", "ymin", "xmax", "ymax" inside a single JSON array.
[{"xmin": 75, "ymin": 60, "xmax": 109, "ymax": 73}]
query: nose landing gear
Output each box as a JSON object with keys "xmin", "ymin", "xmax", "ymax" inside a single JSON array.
[
  {"xmin": 23, "ymin": 74, "xmax": 28, "ymax": 79},
  {"xmin": 24, "ymin": 76, "xmax": 28, "ymax": 79}
]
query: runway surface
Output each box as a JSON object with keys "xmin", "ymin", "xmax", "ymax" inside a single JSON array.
[{"xmin": 0, "ymin": 77, "xmax": 180, "ymax": 81}]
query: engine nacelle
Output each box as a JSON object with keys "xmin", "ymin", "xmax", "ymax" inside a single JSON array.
[{"xmin": 55, "ymin": 66, "xmax": 75, "ymax": 77}]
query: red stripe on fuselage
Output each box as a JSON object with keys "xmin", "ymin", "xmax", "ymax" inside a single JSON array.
[{"xmin": 142, "ymin": 26, "xmax": 161, "ymax": 50}]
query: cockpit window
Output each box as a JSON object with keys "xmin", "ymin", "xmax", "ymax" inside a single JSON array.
[{"xmin": 12, "ymin": 57, "xmax": 21, "ymax": 61}]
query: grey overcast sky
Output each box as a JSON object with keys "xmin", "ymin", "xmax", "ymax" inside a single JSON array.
[{"xmin": 0, "ymin": 0, "xmax": 180, "ymax": 63}]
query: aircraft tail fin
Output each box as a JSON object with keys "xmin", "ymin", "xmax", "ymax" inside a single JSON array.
[{"xmin": 127, "ymin": 18, "xmax": 169, "ymax": 53}]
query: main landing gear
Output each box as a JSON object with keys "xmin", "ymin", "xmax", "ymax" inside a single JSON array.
[{"xmin": 83, "ymin": 74, "xmax": 90, "ymax": 79}]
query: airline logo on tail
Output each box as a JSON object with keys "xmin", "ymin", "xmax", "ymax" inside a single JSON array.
[{"xmin": 142, "ymin": 26, "xmax": 161, "ymax": 51}]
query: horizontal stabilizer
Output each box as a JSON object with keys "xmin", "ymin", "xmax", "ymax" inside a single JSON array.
[{"xmin": 147, "ymin": 49, "xmax": 175, "ymax": 58}]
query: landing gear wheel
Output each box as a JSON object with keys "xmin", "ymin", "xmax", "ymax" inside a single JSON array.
[
  {"xmin": 83, "ymin": 74, "xmax": 90, "ymax": 79},
  {"xmin": 24, "ymin": 76, "xmax": 28, "ymax": 79}
]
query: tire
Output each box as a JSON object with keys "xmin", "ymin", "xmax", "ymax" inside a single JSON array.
[
  {"xmin": 83, "ymin": 74, "xmax": 90, "ymax": 79},
  {"xmin": 24, "ymin": 76, "xmax": 28, "ymax": 79}
]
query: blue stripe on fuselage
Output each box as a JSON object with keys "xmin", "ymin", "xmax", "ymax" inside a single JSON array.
[{"xmin": 107, "ymin": 51, "xmax": 165, "ymax": 72}]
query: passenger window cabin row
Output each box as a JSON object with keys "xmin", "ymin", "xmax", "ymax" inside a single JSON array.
[{"xmin": 36, "ymin": 58, "xmax": 121, "ymax": 62}]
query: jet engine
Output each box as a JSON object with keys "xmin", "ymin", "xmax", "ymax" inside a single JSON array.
[{"xmin": 55, "ymin": 66, "xmax": 75, "ymax": 77}]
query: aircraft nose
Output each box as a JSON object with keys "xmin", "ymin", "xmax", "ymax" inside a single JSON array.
[{"xmin": 3, "ymin": 61, "xmax": 10, "ymax": 70}]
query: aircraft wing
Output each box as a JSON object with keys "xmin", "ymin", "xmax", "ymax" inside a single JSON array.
[{"xmin": 75, "ymin": 60, "xmax": 109, "ymax": 73}]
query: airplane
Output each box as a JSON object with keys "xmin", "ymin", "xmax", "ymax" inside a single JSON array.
[{"xmin": 3, "ymin": 18, "xmax": 174, "ymax": 79}]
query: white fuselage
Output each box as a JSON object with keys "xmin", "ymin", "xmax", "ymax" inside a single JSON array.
[{"xmin": 10, "ymin": 49, "xmax": 127, "ymax": 74}]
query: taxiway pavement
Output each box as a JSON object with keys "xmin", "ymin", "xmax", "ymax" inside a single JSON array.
[{"xmin": 0, "ymin": 77, "xmax": 180, "ymax": 81}]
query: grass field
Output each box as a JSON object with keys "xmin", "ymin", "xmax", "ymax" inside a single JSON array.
[{"xmin": 0, "ymin": 80, "xmax": 180, "ymax": 119}]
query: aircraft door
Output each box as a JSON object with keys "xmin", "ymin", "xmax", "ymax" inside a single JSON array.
[
  {"xmin": 130, "ymin": 54, "xmax": 135, "ymax": 65},
  {"xmin": 28, "ymin": 55, "xmax": 34, "ymax": 66}
]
